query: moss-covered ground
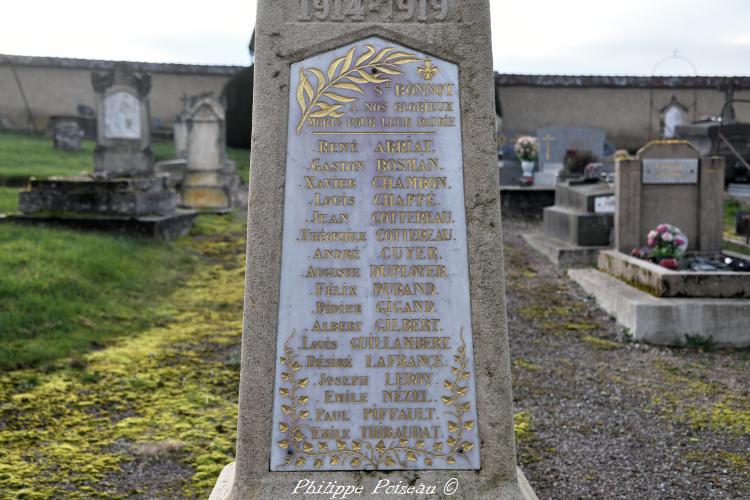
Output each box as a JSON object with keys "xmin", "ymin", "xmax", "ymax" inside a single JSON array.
[{"xmin": 0, "ymin": 214, "xmax": 246, "ymax": 497}]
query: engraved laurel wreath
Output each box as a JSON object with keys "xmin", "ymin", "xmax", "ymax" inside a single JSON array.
[
  {"xmin": 276, "ymin": 330, "xmax": 475, "ymax": 469},
  {"xmin": 295, "ymin": 45, "xmax": 425, "ymax": 134}
]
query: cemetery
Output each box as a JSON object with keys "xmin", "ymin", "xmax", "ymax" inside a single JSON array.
[{"xmin": 0, "ymin": 1, "xmax": 749, "ymax": 499}]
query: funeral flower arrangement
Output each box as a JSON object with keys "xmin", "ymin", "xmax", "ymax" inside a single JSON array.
[
  {"xmin": 514, "ymin": 136, "xmax": 538, "ymax": 162},
  {"xmin": 631, "ymin": 223, "xmax": 688, "ymax": 269}
]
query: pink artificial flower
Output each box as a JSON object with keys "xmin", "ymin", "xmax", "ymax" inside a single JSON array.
[
  {"xmin": 657, "ymin": 224, "xmax": 668, "ymax": 234},
  {"xmin": 675, "ymin": 238, "xmax": 685, "ymax": 246},
  {"xmin": 662, "ymin": 232, "xmax": 673, "ymax": 242}
]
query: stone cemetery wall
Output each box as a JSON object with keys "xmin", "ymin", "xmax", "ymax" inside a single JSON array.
[
  {"xmin": 496, "ymin": 76, "xmax": 750, "ymax": 150},
  {"xmin": 0, "ymin": 54, "xmax": 240, "ymax": 131}
]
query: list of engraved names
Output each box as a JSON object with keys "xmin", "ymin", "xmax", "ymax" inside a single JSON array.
[{"xmin": 271, "ymin": 37, "xmax": 480, "ymax": 471}]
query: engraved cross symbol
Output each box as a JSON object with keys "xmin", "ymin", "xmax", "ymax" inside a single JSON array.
[{"xmin": 542, "ymin": 134, "xmax": 555, "ymax": 161}]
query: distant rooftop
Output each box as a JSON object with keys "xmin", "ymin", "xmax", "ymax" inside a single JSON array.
[
  {"xmin": 494, "ymin": 73, "xmax": 750, "ymax": 89},
  {"xmin": 0, "ymin": 54, "xmax": 244, "ymax": 76}
]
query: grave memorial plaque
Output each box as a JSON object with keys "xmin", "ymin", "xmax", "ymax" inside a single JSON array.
[
  {"xmin": 642, "ymin": 158, "xmax": 699, "ymax": 184},
  {"xmin": 271, "ymin": 37, "xmax": 479, "ymax": 471},
  {"xmin": 104, "ymin": 91, "xmax": 141, "ymax": 140},
  {"xmin": 212, "ymin": 1, "xmax": 536, "ymax": 497}
]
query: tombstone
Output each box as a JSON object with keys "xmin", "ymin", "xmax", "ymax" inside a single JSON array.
[
  {"xmin": 181, "ymin": 94, "xmax": 245, "ymax": 210},
  {"xmin": 92, "ymin": 62, "xmax": 154, "ymax": 177},
  {"xmin": 535, "ymin": 127, "xmax": 606, "ymax": 186},
  {"xmin": 523, "ymin": 178, "xmax": 615, "ymax": 267},
  {"xmin": 660, "ymin": 96, "xmax": 688, "ymax": 139},
  {"xmin": 173, "ymin": 95, "xmax": 190, "ymax": 159},
  {"xmin": 11, "ymin": 64, "xmax": 196, "ymax": 239},
  {"xmin": 52, "ymin": 121, "xmax": 85, "ymax": 152},
  {"xmin": 615, "ymin": 141, "xmax": 723, "ymax": 254},
  {"xmin": 210, "ymin": 2, "xmax": 535, "ymax": 499},
  {"xmin": 568, "ymin": 141, "xmax": 750, "ymax": 347}
]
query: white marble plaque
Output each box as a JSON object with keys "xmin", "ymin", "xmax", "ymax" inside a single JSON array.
[
  {"xmin": 642, "ymin": 159, "xmax": 698, "ymax": 184},
  {"xmin": 271, "ymin": 37, "xmax": 480, "ymax": 471},
  {"xmin": 104, "ymin": 91, "xmax": 141, "ymax": 140},
  {"xmin": 594, "ymin": 195, "xmax": 615, "ymax": 214}
]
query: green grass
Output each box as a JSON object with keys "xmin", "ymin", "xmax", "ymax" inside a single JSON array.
[
  {"xmin": 0, "ymin": 223, "xmax": 196, "ymax": 370},
  {"xmin": 725, "ymin": 198, "xmax": 743, "ymax": 233},
  {"xmin": 0, "ymin": 186, "xmax": 19, "ymax": 212},
  {"xmin": 0, "ymin": 132, "xmax": 94, "ymax": 180},
  {"xmin": 0, "ymin": 132, "xmax": 250, "ymax": 184}
]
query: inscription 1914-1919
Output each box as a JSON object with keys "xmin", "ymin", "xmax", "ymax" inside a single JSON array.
[{"xmin": 290, "ymin": 0, "xmax": 462, "ymax": 23}]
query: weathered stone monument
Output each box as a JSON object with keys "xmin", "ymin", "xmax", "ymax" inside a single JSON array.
[
  {"xmin": 156, "ymin": 93, "xmax": 247, "ymax": 211},
  {"xmin": 523, "ymin": 179, "xmax": 615, "ymax": 267},
  {"xmin": 181, "ymin": 94, "xmax": 245, "ymax": 210},
  {"xmin": 570, "ymin": 141, "xmax": 750, "ymax": 347},
  {"xmin": 52, "ymin": 120, "xmax": 85, "ymax": 152},
  {"xmin": 211, "ymin": 1, "xmax": 535, "ymax": 498},
  {"xmin": 10, "ymin": 64, "xmax": 195, "ymax": 239},
  {"xmin": 92, "ymin": 63, "xmax": 154, "ymax": 177}
]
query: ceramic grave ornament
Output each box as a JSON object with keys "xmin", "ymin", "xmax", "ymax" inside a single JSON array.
[
  {"xmin": 211, "ymin": 1, "xmax": 536, "ymax": 498},
  {"xmin": 91, "ymin": 62, "xmax": 154, "ymax": 177}
]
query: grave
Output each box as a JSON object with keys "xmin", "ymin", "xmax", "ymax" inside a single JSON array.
[
  {"xmin": 210, "ymin": 1, "xmax": 536, "ymax": 499},
  {"xmin": 570, "ymin": 141, "xmax": 750, "ymax": 347},
  {"xmin": 534, "ymin": 127, "xmax": 606, "ymax": 186},
  {"xmin": 156, "ymin": 93, "xmax": 246, "ymax": 212},
  {"xmin": 52, "ymin": 120, "xmax": 85, "ymax": 152},
  {"xmin": 6, "ymin": 63, "xmax": 195, "ymax": 239},
  {"xmin": 523, "ymin": 179, "xmax": 614, "ymax": 267}
]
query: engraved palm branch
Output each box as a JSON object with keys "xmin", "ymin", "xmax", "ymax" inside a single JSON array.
[{"xmin": 295, "ymin": 45, "xmax": 422, "ymax": 134}]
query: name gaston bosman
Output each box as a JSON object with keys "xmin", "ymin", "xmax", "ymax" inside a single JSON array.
[{"xmin": 292, "ymin": 479, "xmax": 447, "ymax": 499}]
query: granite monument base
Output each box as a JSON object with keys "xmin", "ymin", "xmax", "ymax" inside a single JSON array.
[
  {"xmin": 94, "ymin": 146, "xmax": 154, "ymax": 177},
  {"xmin": 598, "ymin": 250, "xmax": 750, "ymax": 298},
  {"xmin": 2, "ymin": 210, "xmax": 197, "ymax": 240},
  {"xmin": 523, "ymin": 232, "xmax": 609, "ymax": 267},
  {"xmin": 570, "ymin": 268, "xmax": 750, "ymax": 347},
  {"xmin": 209, "ymin": 462, "xmax": 538, "ymax": 500},
  {"xmin": 14, "ymin": 175, "xmax": 195, "ymax": 239},
  {"xmin": 19, "ymin": 176, "xmax": 179, "ymax": 216}
]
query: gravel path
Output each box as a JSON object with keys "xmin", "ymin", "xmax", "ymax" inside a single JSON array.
[{"xmin": 504, "ymin": 217, "xmax": 750, "ymax": 500}]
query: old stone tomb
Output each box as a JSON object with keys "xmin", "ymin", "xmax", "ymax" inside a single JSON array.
[
  {"xmin": 211, "ymin": 1, "xmax": 535, "ymax": 498},
  {"xmin": 10, "ymin": 63, "xmax": 195, "ymax": 239}
]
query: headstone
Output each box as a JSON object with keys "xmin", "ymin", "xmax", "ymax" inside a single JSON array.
[
  {"xmin": 181, "ymin": 94, "xmax": 245, "ymax": 210},
  {"xmin": 536, "ymin": 127, "xmax": 606, "ymax": 172},
  {"xmin": 210, "ymin": 1, "xmax": 535, "ymax": 499},
  {"xmin": 91, "ymin": 62, "xmax": 154, "ymax": 177},
  {"xmin": 615, "ymin": 141, "xmax": 724, "ymax": 253},
  {"xmin": 52, "ymin": 121, "xmax": 85, "ymax": 152},
  {"xmin": 173, "ymin": 95, "xmax": 190, "ymax": 159},
  {"xmin": 660, "ymin": 96, "xmax": 688, "ymax": 139}
]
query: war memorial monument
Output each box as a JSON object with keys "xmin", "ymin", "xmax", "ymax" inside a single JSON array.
[{"xmin": 211, "ymin": 1, "xmax": 536, "ymax": 498}]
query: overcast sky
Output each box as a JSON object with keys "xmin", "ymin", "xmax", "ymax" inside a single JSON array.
[{"xmin": 2, "ymin": 1, "xmax": 749, "ymax": 75}]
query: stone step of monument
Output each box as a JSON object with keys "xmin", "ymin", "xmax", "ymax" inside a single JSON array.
[
  {"xmin": 543, "ymin": 205, "xmax": 613, "ymax": 246},
  {"xmin": 555, "ymin": 181, "xmax": 615, "ymax": 212},
  {"xmin": 20, "ymin": 177, "xmax": 180, "ymax": 216}
]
